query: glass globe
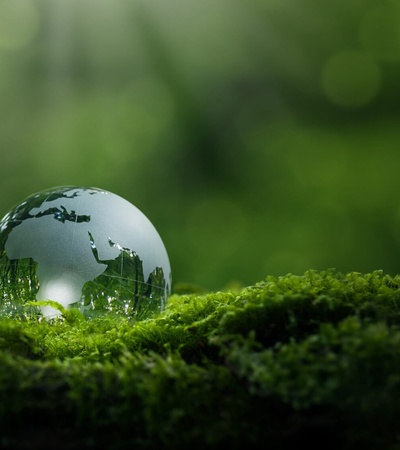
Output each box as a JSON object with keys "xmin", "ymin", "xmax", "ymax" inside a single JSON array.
[{"xmin": 0, "ymin": 186, "xmax": 171, "ymax": 320}]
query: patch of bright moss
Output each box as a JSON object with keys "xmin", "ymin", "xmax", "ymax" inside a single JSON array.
[{"xmin": 2, "ymin": 269, "xmax": 400, "ymax": 449}]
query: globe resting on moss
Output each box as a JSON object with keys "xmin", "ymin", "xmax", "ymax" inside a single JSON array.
[{"xmin": 0, "ymin": 186, "xmax": 171, "ymax": 320}]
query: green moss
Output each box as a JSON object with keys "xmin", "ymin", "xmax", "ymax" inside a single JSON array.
[{"xmin": 2, "ymin": 269, "xmax": 400, "ymax": 449}]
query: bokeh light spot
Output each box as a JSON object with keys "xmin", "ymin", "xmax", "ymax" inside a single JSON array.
[
  {"xmin": 0, "ymin": 0, "xmax": 40, "ymax": 50},
  {"xmin": 359, "ymin": 5, "xmax": 400, "ymax": 61},
  {"xmin": 321, "ymin": 50, "xmax": 381, "ymax": 108}
]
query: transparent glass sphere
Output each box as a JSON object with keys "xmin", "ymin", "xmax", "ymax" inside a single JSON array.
[{"xmin": 0, "ymin": 186, "xmax": 171, "ymax": 320}]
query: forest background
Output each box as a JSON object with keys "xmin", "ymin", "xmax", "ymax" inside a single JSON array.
[{"xmin": 0, "ymin": 0, "xmax": 399, "ymax": 292}]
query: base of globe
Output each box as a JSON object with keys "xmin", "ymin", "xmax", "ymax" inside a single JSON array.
[{"xmin": 0, "ymin": 257, "xmax": 168, "ymax": 321}]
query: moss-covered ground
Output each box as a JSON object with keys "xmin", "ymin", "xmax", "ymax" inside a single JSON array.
[{"xmin": 2, "ymin": 269, "xmax": 400, "ymax": 449}]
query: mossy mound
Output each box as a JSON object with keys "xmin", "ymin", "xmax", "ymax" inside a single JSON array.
[{"xmin": 2, "ymin": 269, "xmax": 400, "ymax": 449}]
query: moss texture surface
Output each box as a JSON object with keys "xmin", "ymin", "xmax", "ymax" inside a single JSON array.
[{"xmin": 2, "ymin": 269, "xmax": 400, "ymax": 449}]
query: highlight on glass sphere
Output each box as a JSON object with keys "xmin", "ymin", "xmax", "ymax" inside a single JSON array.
[{"xmin": 0, "ymin": 186, "xmax": 171, "ymax": 320}]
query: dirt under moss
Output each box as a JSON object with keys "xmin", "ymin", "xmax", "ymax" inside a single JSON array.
[{"xmin": 2, "ymin": 269, "xmax": 400, "ymax": 449}]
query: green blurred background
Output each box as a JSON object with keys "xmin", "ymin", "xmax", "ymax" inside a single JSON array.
[{"xmin": 0, "ymin": 0, "xmax": 400, "ymax": 292}]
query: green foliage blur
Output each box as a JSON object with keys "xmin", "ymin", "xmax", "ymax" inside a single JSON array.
[{"xmin": 0, "ymin": 0, "xmax": 400, "ymax": 291}]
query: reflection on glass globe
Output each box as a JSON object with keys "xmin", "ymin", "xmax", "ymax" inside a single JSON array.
[{"xmin": 0, "ymin": 186, "xmax": 171, "ymax": 320}]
